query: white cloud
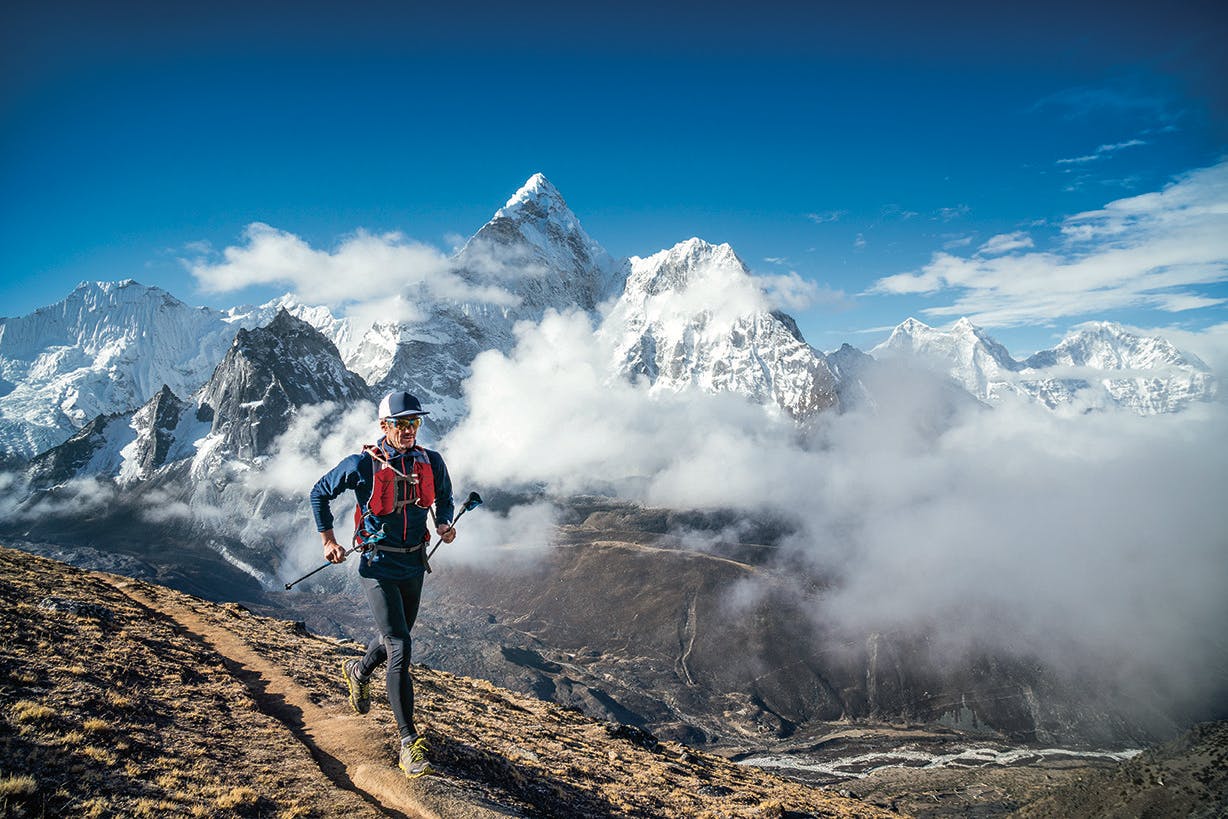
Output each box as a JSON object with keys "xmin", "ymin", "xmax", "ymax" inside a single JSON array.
[
  {"xmin": 428, "ymin": 502, "xmax": 560, "ymax": 570},
  {"xmin": 802, "ymin": 398, "xmax": 1228, "ymax": 712},
  {"xmin": 942, "ymin": 234, "xmax": 975, "ymax": 250},
  {"xmin": 1057, "ymin": 153, "xmax": 1099, "ymax": 165},
  {"xmin": 883, "ymin": 204, "xmax": 920, "ymax": 220},
  {"xmin": 454, "ymin": 235, "xmax": 550, "ymax": 283},
  {"xmin": 870, "ymin": 159, "xmax": 1228, "ymax": 325},
  {"xmin": 252, "ymin": 401, "xmax": 380, "ymax": 498},
  {"xmin": 1098, "ymin": 138, "xmax": 1147, "ymax": 153},
  {"xmin": 445, "ymin": 309, "xmax": 786, "ymax": 501},
  {"xmin": 187, "ymin": 224, "xmax": 520, "ymax": 325},
  {"xmin": 443, "ymin": 311, "xmax": 1228, "ymax": 719},
  {"xmin": 759, "ymin": 271, "xmax": 846, "ymax": 312}
]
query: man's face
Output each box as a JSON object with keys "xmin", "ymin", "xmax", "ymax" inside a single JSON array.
[{"xmin": 381, "ymin": 416, "xmax": 421, "ymax": 451}]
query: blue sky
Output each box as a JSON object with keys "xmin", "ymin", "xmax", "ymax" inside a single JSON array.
[{"xmin": 3, "ymin": 0, "xmax": 1226, "ymax": 358}]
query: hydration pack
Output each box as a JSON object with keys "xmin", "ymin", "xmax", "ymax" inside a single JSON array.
[
  {"xmin": 364, "ymin": 444, "xmax": 435, "ymax": 513},
  {"xmin": 352, "ymin": 444, "xmax": 435, "ymax": 548}
]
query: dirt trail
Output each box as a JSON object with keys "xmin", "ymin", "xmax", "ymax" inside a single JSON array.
[{"xmin": 102, "ymin": 576, "xmax": 513, "ymax": 819}]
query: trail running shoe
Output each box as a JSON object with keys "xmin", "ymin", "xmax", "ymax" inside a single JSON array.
[
  {"xmin": 340, "ymin": 659, "xmax": 371, "ymax": 714},
  {"xmin": 399, "ymin": 736, "xmax": 432, "ymax": 779}
]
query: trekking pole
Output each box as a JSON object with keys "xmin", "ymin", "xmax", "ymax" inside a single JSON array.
[
  {"xmin": 286, "ymin": 493, "xmax": 482, "ymax": 587},
  {"xmin": 284, "ymin": 543, "xmax": 363, "ymax": 590},
  {"xmin": 427, "ymin": 491, "xmax": 483, "ymax": 561}
]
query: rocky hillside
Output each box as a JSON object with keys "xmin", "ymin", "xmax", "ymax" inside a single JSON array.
[
  {"xmin": 1011, "ymin": 720, "xmax": 1228, "ymax": 818},
  {"xmin": 0, "ymin": 545, "xmax": 894, "ymax": 818}
]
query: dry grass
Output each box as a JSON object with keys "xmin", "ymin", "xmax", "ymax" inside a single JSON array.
[
  {"xmin": 80, "ymin": 746, "xmax": 118, "ymax": 766},
  {"xmin": 214, "ymin": 786, "xmax": 259, "ymax": 809},
  {"xmin": 9, "ymin": 700, "xmax": 55, "ymax": 723},
  {"xmin": 104, "ymin": 689, "xmax": 133, "ymax": 709},
  {"xmin": 81, "ymin": 717, "xmax": 110, "ymax": 733},
  {"xmin": 0, "ymin": 774, "xmax": 37, "ymax": 797}
]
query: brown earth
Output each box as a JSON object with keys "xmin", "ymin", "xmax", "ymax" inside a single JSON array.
[
  {"xmin": 0, "ymin": 545, "xmax": 898, "ymax": 818},
  {"xmin": 1009, "ymin": 720, "xmax": 1228, "ymax": 818}
]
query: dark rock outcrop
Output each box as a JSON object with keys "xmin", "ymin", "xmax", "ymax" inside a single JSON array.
[
  {"xmin": 25, "ymin": 413, "xmax": 124, "ymax": 490},
  {"xmin": 198, "ymin": 310, "xmax": 369, "ymax": 460}
]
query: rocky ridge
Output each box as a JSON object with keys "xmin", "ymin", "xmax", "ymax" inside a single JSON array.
[{"xmin": 196, "ymin": 309, "xmax": 370, "ymax": 461}]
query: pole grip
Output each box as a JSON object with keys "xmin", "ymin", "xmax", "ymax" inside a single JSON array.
[{"xmin": 284, "ymin": 544, "xmax": 360, "ymax": 590}]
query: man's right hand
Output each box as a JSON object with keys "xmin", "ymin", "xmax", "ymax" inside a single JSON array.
[{"xmin": 322, "ymin": 531, "xmax": 347, "ymax": 563}]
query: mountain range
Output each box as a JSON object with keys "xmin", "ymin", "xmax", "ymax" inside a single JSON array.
[
  {"xmin": 0, "ymin": 173, "xmax": 1215, "ymax": 472},
  {"xmin": 874, "ymin": 316, "xmax": 1216, "ymax": 413}
]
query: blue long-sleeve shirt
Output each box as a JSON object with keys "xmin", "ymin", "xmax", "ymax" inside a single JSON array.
[{"xmin": 310, "ymin": 438, "xmax": 454, "ymax": 579}]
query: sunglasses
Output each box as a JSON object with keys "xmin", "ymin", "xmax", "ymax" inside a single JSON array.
[{"xmin": 385, "ymin": 416, "xmax": 423, "ymax": 431}]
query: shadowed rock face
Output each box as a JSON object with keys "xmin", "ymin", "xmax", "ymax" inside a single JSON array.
[
  {"xmin": 199, "ymin": 310, "xmax": 370, "ymax": 459},
  {"xmin": 23, "ymin": 385, "xmax": 190, "ymax": 490},
  {"xmin": 125, "ymin": 385, "xmax": 186, "ymax": 476},
  {"xmin": 25, "ymin": 413, "xmax": 124, "ymax": 490}
]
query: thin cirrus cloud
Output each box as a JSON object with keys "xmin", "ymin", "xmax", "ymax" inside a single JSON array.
[
  {"xmin": 869, "ymin": 159, "xmax": 1228, "ymax": 326},
  {"xmin": 1057, "ymin": 137, "xmax": 1148, "ymax": 165},
  {"xmin": 976, "ymin": 231, "xmax": 1035, "ymax": 256}
]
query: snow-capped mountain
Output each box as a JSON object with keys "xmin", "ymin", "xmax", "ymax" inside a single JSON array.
[
  {"xmin": 1020, "ymin": 322, "xmax": 1216, "ymax": 413},
  {"xmin": 3, "ymin": 176, "xmax": 1219, "ymax": 485},
  {"xmin": 459, "ymin": 173, "xmax": 623, "ymax": 312},
  {"xmin": 603, "ymin": 238, "xmax": 839, "ymax": 418},
  {"xmin": 225, "ymin": 294, "xmax": 354, "ymax": 359},
  {"xmin": 24, "ymin": 411, "xmax": 131, "ymax": 491},
  {"xmin": 345, "ymin": 174, "xmax": 624, "ymax": 427},
  {"xmin": 0, "ymin": 281, "xmax": 237, "ymax": 460},
  {"xmin": 873, "ymin": 317, "xmax": 1021, "ymax": 399},
  {"xmin": 0, "ymin": 282, "xmax": 352, "ymax": 461},
  {"xmin": 826, "ymin": 343, "xmax": 878, "ymax": 411},
  {"xmin": 117, "ymin": 385, "xmax": 204, "ymax": 483},
  {"xmin": 873, "ymin": 317, "xmax": 1216, "ymax": 413},
  {"xmin": 1024, "ymin": 321, "xmax": 1208, "ymax": 370},
  {"xmin": 24, "ymin": 311, "xmax": 367, "ymax": 488}
]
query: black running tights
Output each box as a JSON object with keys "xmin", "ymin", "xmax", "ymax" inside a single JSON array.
[{"xmin": 357, "ymin": 573, "xmax": 424, "ymax": 741}]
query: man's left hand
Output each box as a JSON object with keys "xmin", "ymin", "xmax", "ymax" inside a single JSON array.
[{"xmin": 436, "ymin": 524, "xmax": 456, "ymax": 544}]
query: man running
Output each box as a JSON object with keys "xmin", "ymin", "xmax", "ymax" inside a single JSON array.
[{"xmin": 309, "ymin": 391, "xmax": 455, "ymax": 778}]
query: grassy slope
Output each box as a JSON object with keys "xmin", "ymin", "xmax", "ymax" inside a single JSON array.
[{"xmin": 0, "ymin": 545, "xmax": 896, "ymax": 818}]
